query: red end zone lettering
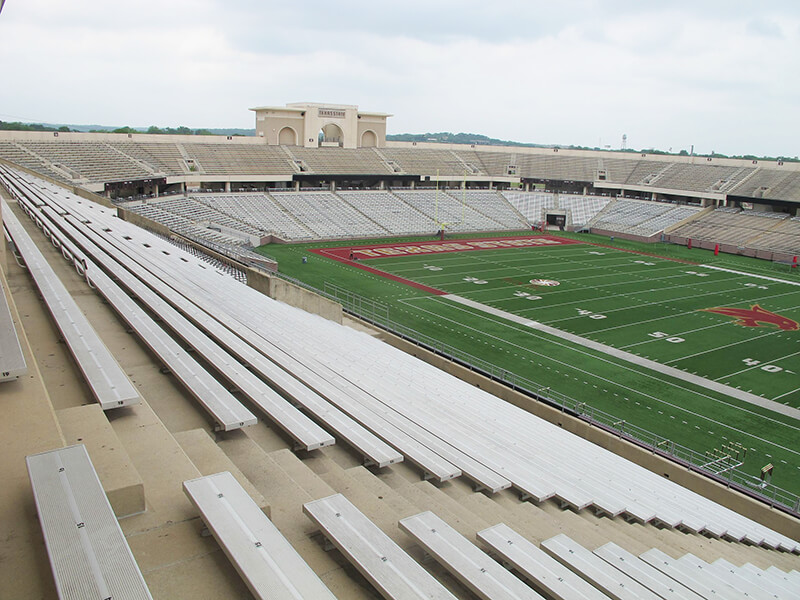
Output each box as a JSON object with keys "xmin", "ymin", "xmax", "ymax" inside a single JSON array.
[
  {"xmin": 308, "ymin": 235, "xmax": 582, "ymax": 295},
  {"xmin": 311, "ymin": 235, "xmax": 580, "ymax": 262}
]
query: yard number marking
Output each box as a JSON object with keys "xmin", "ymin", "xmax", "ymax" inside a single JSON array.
[
  {"xmin": 514, "ymin": 291, "xmax": 542, "ymax": 300},
  {"xmin": 648, "ymin": 331, "xmax": 685, "ymax": 343},
  {"xmin": 742, "ymin": 358, "xmax": 784, "ymax": 373},
  {"xmin": 577, "ymin": 308, "xmax": 607, "ymax": 319}
]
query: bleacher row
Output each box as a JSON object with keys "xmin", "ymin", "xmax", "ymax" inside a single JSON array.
[
  {"xmin": 123, "ymin": 190, "xmax": 709, "ymax": 247},
  {"xmin": 588, "ymin": 199, "xmax": 704, "ymax": 237},
  {"xmin": 4, "ymin": 165, "xmax": 799, "ymax": 599},
  {"xmin": 668, "ymin": 208, "xmax": 800, "ymax": 254},
  {"xmin": 1, "ymin": 139, "xmax": 799, "ymax": 201},
  {"xmin": 6, "ymin": 165, "xmax": 799, "ymax": 549},
  {"xmin": 123, "ymin": 189, "xmax": 533, "ymax": 243},
  {"xmin": 25, "ymin": 445, "xmax": 800, "ymax": 600}
]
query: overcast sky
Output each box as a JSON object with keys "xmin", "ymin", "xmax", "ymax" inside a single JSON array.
[{"xmin": 0, "ymin": 1, "xmax": 797, "ymax": 157}]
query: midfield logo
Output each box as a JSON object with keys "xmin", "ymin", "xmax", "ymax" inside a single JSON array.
[
  {"xmin": 529, "ymin": 279, "xmax": 560, "ymax": 287},
  {"xmin": 702, "ymin": 305, "xmax": 799, "ymax": 331}
]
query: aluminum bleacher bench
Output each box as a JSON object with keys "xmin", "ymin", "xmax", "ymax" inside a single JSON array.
[
  {"xmin": 736, "ymin": 563, "xmax": 799, "ymax": 599},
  {"xmin": 26, "ymin": 444, "xmax": 153, "ymax": 600},
  {"xmin": 2, "ymin": 199, "xmax": 139, "ymax": 408},
  {"xmin": 639, "ymin": 548, "xmax": 735, "ymax": 600},
  {"xmin": 35, "ymin": 193, "xmax": 401, "ymax": 467},
  {"xmin": 674, "ymin": 554, "xmax": 752, "ymax": 600},
  {"xmin": 399, "ymin": 512, "xmax": 544, "ymax": 600},
  {"xmin": 540, "ymin": 534, "xmax": 661, "ymax": 600},
  {"xmin": 709, "ymin": 558, "xmax": 789, "ymax": 600},
  {"xmin": 592, "ymin": 542, "xmax": 704, "ymax": 600},
  {"xmin": 303, "ymin": 494, "xmax": 458, "ymax": 600},
  {"xmin": 11, "ymin": 200, "xmax": 257, "ymax": 432},
  {"xmin": 0, "ymin": 275, "xmax": 27, "ymax": 382},
  {"xmin": 765, "ymin": 566, "xmax": 800, "ymax": 588},
  {"xmin": 183, "ymin": 471, "xmax": 336, "ymax": 600},
  {"xmin": 37, "ymin": 204, "xmax": 333, "ymax": 451},
  {"xmin": 477, "ymin": 523, "xmax": 610, "ymax": 600}
]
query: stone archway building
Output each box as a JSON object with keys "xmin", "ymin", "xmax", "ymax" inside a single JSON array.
[{"xmin": 250, "ymin": 102, "xmax": 391, "ymax": 148}]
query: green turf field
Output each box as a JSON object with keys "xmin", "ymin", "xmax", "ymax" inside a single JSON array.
[{"xmin": 257, "ymin": 231, "xmax": 800, "ymax": 499}]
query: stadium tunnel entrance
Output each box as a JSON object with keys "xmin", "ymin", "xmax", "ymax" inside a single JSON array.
[{"xmin": 318, "ymin": 123, "xmax": 344, "ymax": 147}]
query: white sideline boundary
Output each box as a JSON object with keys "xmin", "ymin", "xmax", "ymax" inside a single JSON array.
[
  {"xmin": 704, "ymin": 265, "xmax": 800, "ymax": 287},
  {"xmin": 443, "ymin": 294, "xmax": 800, "ymax": 421}
]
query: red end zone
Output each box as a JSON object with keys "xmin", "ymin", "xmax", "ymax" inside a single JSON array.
[{"xmin": 309, "ymin": 235, "xmax": 582, "ymax": 295}]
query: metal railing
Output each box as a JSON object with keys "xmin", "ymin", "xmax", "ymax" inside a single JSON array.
[{"xmin": 274, "ymin": 272, "xmax": 800, "ymax": 516}]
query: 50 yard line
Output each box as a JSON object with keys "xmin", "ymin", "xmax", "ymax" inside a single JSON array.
[{"xmin": 399, "ymin": 296, "xmax": 800, "ymax": 458}]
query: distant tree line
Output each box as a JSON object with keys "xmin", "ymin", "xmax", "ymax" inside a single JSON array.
[
  {"xmin": 97, "ymin": 126, "xmax": 227, "ymax": 136},
  {"xmin": 0, "ymin": 121, "xmax": 72, "ymax": 132},
  {"xmin": 387, "ymin": 132, "xmax": 798, "ymax": 163}
]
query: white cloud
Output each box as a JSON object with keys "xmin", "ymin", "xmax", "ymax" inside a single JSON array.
[{"xmin": 0, "ymin": 0, "xmax": 798, "ymax": 156}]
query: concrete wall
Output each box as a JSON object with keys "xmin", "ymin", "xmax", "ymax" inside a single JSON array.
[
  {"xmin": 366, "ymin": 322, "xmax": 800, "ymax": 540},
  {"xmin": 588, "ymin": 228, "xmax": 660, "ymax": 243},
  {"xmin": 117, "ymin": 207, "xmax": 172, "ymax": 237},
  {"xmin": 246, "ymin": 268, "xmax": 342, "ymax": 324},
  {"xmin": 255, "ymin": 112, "xmax": 306, "ymax": 145}
]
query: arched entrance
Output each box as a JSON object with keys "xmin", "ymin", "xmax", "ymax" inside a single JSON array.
[
  {"xmin": 318, "ymin": 123, "xmax": 343, "ymax": 147},
  {"xmin": 361, "ymin": 130, "xmax": 377, "ymax": 148},
  {"xmin": 278, "ymin": 126, "xmax": 297, "ymax": 145}
]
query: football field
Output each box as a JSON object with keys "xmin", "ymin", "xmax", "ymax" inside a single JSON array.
[{"xmin": 260, "ymin": 232, "xmax": 800, "ymax": 497}]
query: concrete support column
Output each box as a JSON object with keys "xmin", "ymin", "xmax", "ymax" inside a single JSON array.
[
  {"xmin": 410, "ymin": 179, "xmax": 416, "ymax": 190},
  {"xmin": 294, "ymin": 181, "xmax": 300, "ymax": 192},
  {"xmin": 225, "ymin": 181, "xmax": 231, "ymax": 193},
  {"xmin": 525, "ymin": 182, "xmax": 530, "ymax": 192},
  {"xmin": 331, "ymin": 180, "xmax": 336, "ymax": 192},
  {"xmin": 379, "ymin": 180, "xmax": 385, "ymax": 190},
  {"xmin": 583, "ymin": 185, "xmax": 588, "ymax": 195}
]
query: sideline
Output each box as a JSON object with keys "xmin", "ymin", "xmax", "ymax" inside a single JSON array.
[
  {"xmin": 704, "ymin": 264, "xmax": 800, "ymax": 287},
  {"xmin": 444, "ymin": 293, "xmax": 800, "ymax": 421}
]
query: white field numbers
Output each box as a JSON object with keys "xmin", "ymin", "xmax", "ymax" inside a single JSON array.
[
  {"xmin": 648, "ymin": 331, "xmax": 684, "ymax": 343},
  {"xmin": 742, "ymin": 358, "xmax": 785, "ymax": 373},
  {"xmin": 577, "ymin": 309, "xmax": 606, "ymax": 319}
]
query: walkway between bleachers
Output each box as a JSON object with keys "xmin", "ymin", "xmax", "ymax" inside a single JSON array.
[{"xmin": 443, "ymin": 294, "xmax": 800, "ymax": 421}]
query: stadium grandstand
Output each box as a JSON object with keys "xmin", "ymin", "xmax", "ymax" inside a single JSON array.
[{"xmin": 1, "ymin": 103, "xmax": 799, "ymax": 599}]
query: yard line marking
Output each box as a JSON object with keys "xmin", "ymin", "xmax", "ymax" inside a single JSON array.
[
  {"xmin": 705, "ymin": 265, "xmax": 800, "ymax": 287},
  {"xmin": 773, "ymin": 386, "xmax": 800, "ymax": 401},
  {"xmin": 618, "ymin": 320, "xmax": 736, "ymax": 349},
  {"xmin": 716, "ymin": 348, "xmax": 800, "ymax": 381},
  {"xmin": 401, "ymin": 296, "xmax": 800, "ymax": 457},
  {"xmin": 587, "ymin": 288, "xmax": 800, "ymax": 334},
  {"xmin": 666, "ymin": 317, "xmax": 800, "ymax": 364},
  {"xmin": 433, "ymin": 294, "xmax": 800, "ymax": 427},
  {"xmin": 540, "ymin": 285, "xmax": 800, "ymax": 325}
]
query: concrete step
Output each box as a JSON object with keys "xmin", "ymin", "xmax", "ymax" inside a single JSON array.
[
  {"xmin": 303, "ymin": 452, "xmax": 410, "ymax": 545},
  {"xmin": 174, "ymin": 428, "xmax": 268, "ymax": 514},
  {"xmin": 268, "ymin": 447, "xmax": 337, "ymax": 502},
  {"xmin": 214, "ymin": 431, "xmax": 331, "ymax": 542},
  {"xmin": 57, "ymin": 404, "xmax": 145, "ymax": 517},
  {"xmin": 374, "ymin": 469, "xmax": 492, "ymax": 537}
]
